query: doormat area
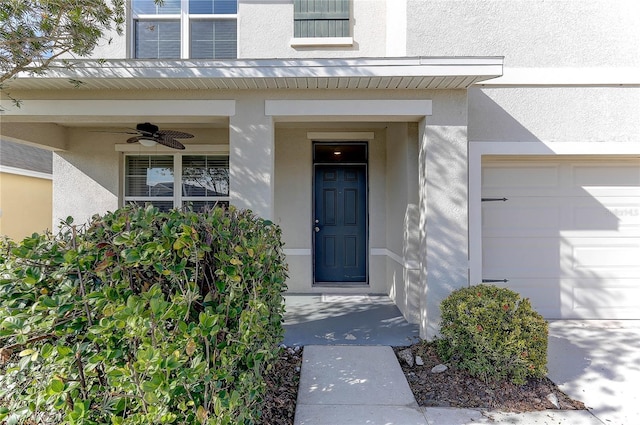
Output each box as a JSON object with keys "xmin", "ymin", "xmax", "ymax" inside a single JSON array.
[{"xmin": 321, "ymin": 294, "xmax": 373, "ymax": 303}]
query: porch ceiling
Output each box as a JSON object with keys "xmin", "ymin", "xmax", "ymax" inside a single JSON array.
[{"xmin": 5, "ymin": 57, "xmax": 503, "ymax": 91}]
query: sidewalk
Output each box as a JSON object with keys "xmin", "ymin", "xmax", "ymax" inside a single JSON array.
[{"xmin": 294, "ymin": 345, "xmax": 604, "ymax": 425}]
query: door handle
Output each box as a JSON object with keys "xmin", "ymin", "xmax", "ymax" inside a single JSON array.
[{"xmin": 314, "ymin": 226, "xmax": 320, "ymax": 233}]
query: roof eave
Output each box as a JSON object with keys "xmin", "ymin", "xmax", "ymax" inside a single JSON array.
[{"xmin": 5, "ymin": 56, "xmax": 504, "ymax": 91}]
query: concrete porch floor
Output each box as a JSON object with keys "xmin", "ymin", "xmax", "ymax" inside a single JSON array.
[{"xmin": 283, "ymin": 294, "xmax": 420, "ymax": 347}]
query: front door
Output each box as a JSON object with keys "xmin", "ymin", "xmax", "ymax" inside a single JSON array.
[{"xmin": 313, "ymin": 163, "xmax": 367, "ymax": 284}]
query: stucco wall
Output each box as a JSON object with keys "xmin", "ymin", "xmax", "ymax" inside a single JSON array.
[
  {"xmin": 420, "ymin": 90, "xmax": 469, "ymax": 338},
  {"xmin": 53, "ymin": 127, "xmax": 229, "ymax": 227},
  {"xmin": 469, "ymin": 87, "xmax": 640, "ymax": 143},
  {"xmin": 0, "ymin": 172, "xmax": 52, "ymax": 240},
  {"xmin": 239, "ymin": 0, "xmax": 386, "ymax": 58},
  {"xmin": 274, "ymin": 123, "xmax": 389, "ymax": 293},
  {"xmin": 385, "ymin": 122, "xmax": 420, "ymax": 323},
  {"xmin": 89, "ymin": 0, "xmax": 389, "ymax": 60},
  {"xmin": 406, "ymin": 0, "xmax": 640, "ymax": 68}
]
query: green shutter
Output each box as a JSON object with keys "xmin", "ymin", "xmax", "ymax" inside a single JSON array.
[{"xmin": 294, "ymin": 0, "xmax": 350, "ymax": 38}]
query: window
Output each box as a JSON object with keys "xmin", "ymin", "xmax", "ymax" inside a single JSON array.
[
  {"xmin": 294, "ymin": 0, "xmax": 350, "ymax": 38},
  {"xmin": 125, "ymin": 154, "xmax": 229, "ymax": 211},
  {"xmin": 132, "ymin": 0, "xmax": 237, "ymax": 59}
]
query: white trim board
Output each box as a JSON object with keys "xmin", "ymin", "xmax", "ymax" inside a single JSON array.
[
  {"xmin": 0, "ymin": 165, "xmax": 52, "ymax": 180},
  {"xmin": 307, "ymin": 132, "xmax": 375, "ymax": 141},
  {"xmin": 1, "ymin": 100, "xmax": 236, "ymax": 118},
  {"xmin": 468, "ymin": 140, "xmax": 640, "ymax": 286},
  {"xmin": 477, "ymin": 67, "xmax": 640, "ymax": 86},
  {"xmin": 265, "ymin": 100, "xmax": 432, "ymax": 121},
  {"xmin": 371, "ymin": 248, "xmax": 419, "ymax": 270}
]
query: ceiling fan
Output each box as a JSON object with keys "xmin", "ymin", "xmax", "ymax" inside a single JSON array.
[{"xmin": 104, "ymin": 122, "xmax": 194, "ymax": 150}]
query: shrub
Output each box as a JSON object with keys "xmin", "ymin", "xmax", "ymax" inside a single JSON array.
[
  {"xmin": 0, "ymin": 204, "xmax": 288, "ymax": 425},
  {"xmin": 436, "ymin": 284, "xmax": 548, "ymax": 384}
]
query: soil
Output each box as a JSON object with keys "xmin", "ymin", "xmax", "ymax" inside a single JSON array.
[{"xmin": 393, "ymin": 342, "xmax": 587, "ymax": 412}]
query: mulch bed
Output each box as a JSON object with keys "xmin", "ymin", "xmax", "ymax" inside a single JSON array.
[
  {"xmin": 393, "ymin": 342, "xmax": 586, "ymax": 412},
  {"xmin": 259, "ymin": 346, "xmax": 303, "ymax": 425}
]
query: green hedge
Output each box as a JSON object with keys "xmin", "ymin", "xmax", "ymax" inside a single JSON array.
[
  {"xmin": 0, "ymin": 205, "xmax": 288, "ymax": 424},
  {"xmin": 436, "ymin": 284, "xmax": 548, "ymax": 385}
]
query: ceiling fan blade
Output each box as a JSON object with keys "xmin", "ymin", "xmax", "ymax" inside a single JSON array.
[
  {"xmin": 126, "ymin": 136, "xmax": 142, "ymax": 144},
  {"xmin": 158, "ymin": 130, "xmax": 194, "ymax": 139},
  {"xmin": 156, "ymin": 136, "xmax": 186, "ymax": 150}
]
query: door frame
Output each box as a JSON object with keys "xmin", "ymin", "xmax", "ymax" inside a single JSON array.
[{"xmin": 312, "ymin": 142, "xmax": 369, "ymax": 286}]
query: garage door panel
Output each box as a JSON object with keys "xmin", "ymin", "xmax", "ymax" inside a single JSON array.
[
  {"xmin": 488, "ymin": 279, "xmax": 562, "ymax": 319},
  {"xmin": 571, "ymin": 283, "xmax": 640, "ymax": 319},
  {"xmin": 568, "ymin": 238, "xmax": 640, "ymax": 277},
  {"xmin": 482, "ymin": 159, "xmax": 640, "ymax": 320},
  {"xmin": 483, "ymin": 203, "xmax": 561, "ymax": 237},
  {"xmin": 572, "ymin": 164, "xmax": 640, "ymax": 187},
  {"xmin": 483, "ymin": 165, "xmax": 560, "ymax": 190},
  {"xmin": 483, "ymin": 237, "xmax": 561, "ymax": 277}
]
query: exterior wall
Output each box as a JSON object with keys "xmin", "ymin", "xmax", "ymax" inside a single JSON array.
[
  {"xmin": 420, "ymin": 90, "xmax": 469, "ymax": 338},
  {"xmin": 274, "ymin": 124, "xmax": 389, "ymax": 294},
  {"xmin": 385, "ymin": 122, "xmax": 420, "ymax": 323},
  {"xmin": 0, "ymin": 172, "xmax": 52, "ymax": 240},
  {"xmin": 53, "ymin": 126, "xmax": 229, "ymax": 227},
  {"xmin": 406, "ymin": 0, "xmax": 640, "ymax": 68},
  {"xmin": 239, "ymin": 0, "xmax": 387, "ymax": 58},
  {"xmin": 89, "ymin": 0, "xmax": 390, "ymax": 60},
  {"xmin": 469, "ymin": 87, "xmax": 640, "ymax": 144}
]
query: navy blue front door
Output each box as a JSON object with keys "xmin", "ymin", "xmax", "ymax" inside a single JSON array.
[{"xmin": 314, "ymin": 165, "xmax": 367, "ymax": 284}]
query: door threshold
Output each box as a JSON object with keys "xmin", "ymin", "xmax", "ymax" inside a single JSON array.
[{"xmin": 313, "ymin": 283, "xmax": 369, "ymax": 287}]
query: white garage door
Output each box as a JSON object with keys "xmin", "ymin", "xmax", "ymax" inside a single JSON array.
[{"xmin": 482, "ymin": 157, "xmax": 640, "ymax": 319}]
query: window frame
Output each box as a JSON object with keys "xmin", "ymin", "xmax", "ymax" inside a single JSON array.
[
  {"xmin": 291, "ymin": 0, "xmax": 353, "ymax": 47},
  {"xmin": 121, "ymin": 147, "xmax": 230, "ymax": 211},
  {"xmin": 130, "ymin": 0, "xmax": 238, "ymax": 59}
]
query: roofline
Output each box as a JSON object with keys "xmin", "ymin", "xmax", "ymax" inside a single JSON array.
[{"xmin": 5, "ymin": 56, "xmax": 504, "ymax": 91}]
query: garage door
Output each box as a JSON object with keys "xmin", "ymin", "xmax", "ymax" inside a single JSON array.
[{"xmin": 482, "ymin": 157, "xmax": 640, "ymax": 319}]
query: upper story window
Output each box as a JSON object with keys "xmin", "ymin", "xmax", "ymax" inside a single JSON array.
[
  {"xmin": 132, "ymin": 0, "xmax": 237, "ymax": 59},
  {"xmin": 293, "ymin": 0, "xmax": 350, "ymax": 38}
]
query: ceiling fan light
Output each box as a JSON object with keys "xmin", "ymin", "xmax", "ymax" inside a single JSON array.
[{"xmin": 139, "ymin": 138, "xmax": 157, "ymax": 147}]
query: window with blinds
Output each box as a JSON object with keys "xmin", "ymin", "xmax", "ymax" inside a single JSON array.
[
  {"xmin": 125, "ymin": 155, "xmax": 229, "ymax": 212},
  {"xmin": 132, "ymin": 0, "xmax": 237, "ymax": 59},
  {"xmin": 294, "ymin": 0, "xmax": 350, "ymax": 38}
]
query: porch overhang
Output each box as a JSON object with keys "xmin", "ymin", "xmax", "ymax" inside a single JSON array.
[{"xmin": 3, "ymin": 56, "xmax": 503, "ymax": 91}]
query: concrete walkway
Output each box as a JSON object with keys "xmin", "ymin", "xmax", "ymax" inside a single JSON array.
[{"xmin": 294, "ymin": 345, "xmax": 604, "ymax": 425}]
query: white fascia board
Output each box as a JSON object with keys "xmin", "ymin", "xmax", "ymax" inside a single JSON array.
[
  {"xmin": 265, "ymin": 100, "xmax": 432, "ymax": 117},
  {"xmin": 478, "ymin": 67, "xmax": 640, "ymax": 86},
  {"xmin": 13, "ymin": 57, "xmax": 503, "ymax": 81},
  {"xmin": 0, "ymin": 165, "xmax": 52, "ymax": 180},
  {"xmin": 0, "ymin": 100, "xmax": 236, "ymax": 117}
]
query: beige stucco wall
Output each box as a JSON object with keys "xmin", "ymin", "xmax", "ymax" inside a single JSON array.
[
  {"xmin": 0, "ymin": 172, "xmax": 52, "ymax": 240},
  {"xmin": 469, "ymin": 87, "xmax": 640, "ymax": 144},
  {"xmin": 406, "ymin": 0, "xmax": 640, "ymax": 68},
  {"xmin": 239, "ymin": 0, "xmax": 386, "ymax": 58},
  {"xmin": 385, "ymin": 122, "xmax": 420, "ymax": 323},
  {"xmin": 88, "ymin": 0, "xmax": 389, "ymax": 60},
  {"xmin": 274, "ymin": 123, "xmax": 389, "ymax": 293},
  {"xmin": 54, "ymin": 126, "xmax": 230, "ymax": 227}
]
